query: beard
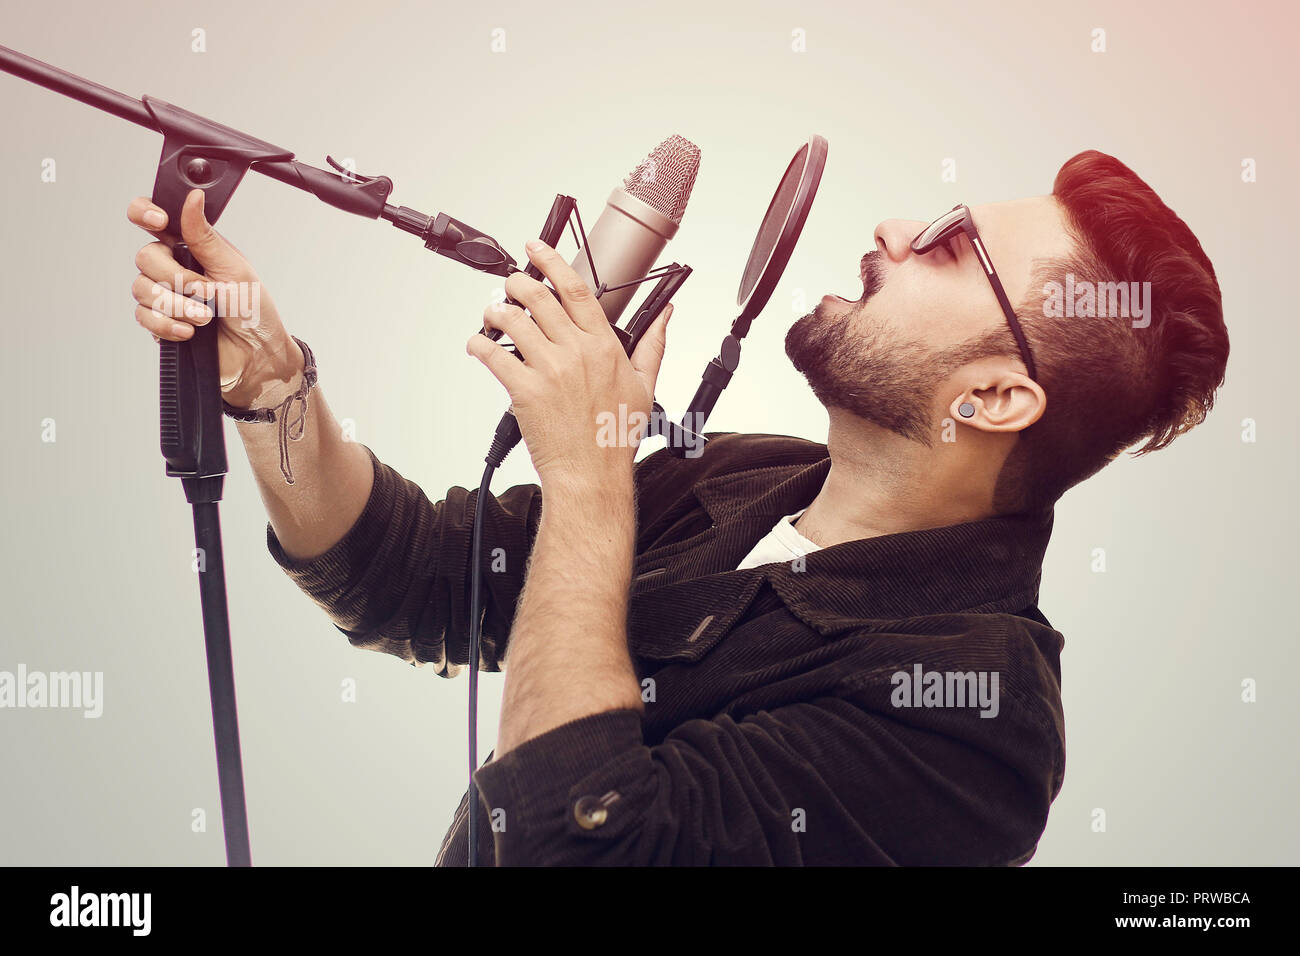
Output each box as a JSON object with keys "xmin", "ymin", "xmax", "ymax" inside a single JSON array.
[
  {"xmin": 784, "ymin": 253, "xmax": 1009, "ymax": 445},
  {"xmin": 785, "ymin": 305, "xmax": 942, "ymax": 444}
]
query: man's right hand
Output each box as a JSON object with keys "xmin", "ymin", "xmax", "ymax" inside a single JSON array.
[{"xmin": 128, "ymin": 187, "xmax": 302, "ymax": 408}]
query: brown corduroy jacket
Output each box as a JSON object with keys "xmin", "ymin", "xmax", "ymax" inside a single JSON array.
[{"xmin": 269, "ymin": 432, "xmax": 1066, "ymax": 866}]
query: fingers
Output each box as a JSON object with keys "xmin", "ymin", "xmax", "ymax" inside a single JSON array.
[
  {"xmin": 466, "ymin": 332, "xmax": 530, "ymax": 395},
  {"xmin": 501, "ymin": 273, "xmax": 575, "ymax": 343},
  {"xmin": 135, "ymin": 241, "xmax": 206, "ymax": 291},
  {"xmin": 178, "ymin": 189, "xmax": 249, "ymax": 277},
  {"xmin": 630, "ymin": 304, "xmax": 672, "ymax": 391},
  {"xmin": 131, "ymin": 273, "xmax": 215, "ymax": 327},
  {"xmin": 482, "ymin": 300, "xmax": 555, "ymax": 365},
  {"xmin": 136, "ymin": 303, "xmax": 195, "ymax": 342},
  {"xmin": 520, "ymin": 240, "xmax": 609, "ymax": 334},
  {"xmin": 127, "ymin": 197, "xmax": 170, "ymax": 240}
]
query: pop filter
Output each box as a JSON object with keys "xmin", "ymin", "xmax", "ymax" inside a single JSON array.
[
  {"xmin": 736, "ymin": 134, "xmax": 828, "ymax": 332},
  {"xmin": 660, "ymin": 134, "xmax": 827, "ymax": 457}
]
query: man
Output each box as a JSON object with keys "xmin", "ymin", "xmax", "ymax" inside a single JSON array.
[{"xmin": 126, "ymin": 149, "xmax": 1228, "ymax": 865}]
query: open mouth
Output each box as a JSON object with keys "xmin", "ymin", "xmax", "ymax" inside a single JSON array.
[{"xmin": 823, "ymin": 252, "xmax": 874, "ymax": 304}]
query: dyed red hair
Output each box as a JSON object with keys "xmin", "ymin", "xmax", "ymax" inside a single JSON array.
[{"xmin": 994, "ymin": 150, "xmax": 1229, "ymax": 510}]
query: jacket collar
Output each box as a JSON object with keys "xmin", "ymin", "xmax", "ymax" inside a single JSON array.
[{"xmin": 629, "ymin": 451, "xmax": 1055, "ymax": 656}]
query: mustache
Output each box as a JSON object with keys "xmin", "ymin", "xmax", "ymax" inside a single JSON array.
[{"xmin": 858, "ymin": 250, "xmax": 885, "ymax": 301}]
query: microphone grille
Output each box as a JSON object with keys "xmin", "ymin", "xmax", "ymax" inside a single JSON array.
[{"xmin": 622, "ymin": 134, "xmax": 701, "ymax": 226}]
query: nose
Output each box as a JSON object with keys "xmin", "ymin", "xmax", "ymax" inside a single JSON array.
[{"xmin": 873, "ymin": 219, "xmax": 931, "ymax": 263}]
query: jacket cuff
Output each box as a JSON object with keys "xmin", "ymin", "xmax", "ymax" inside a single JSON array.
[
  {"xmin": 265, "ymin": 444, "xmax": 385, "ymax": 587},
  {"xmin": 472, "ymin": 708, "xmax": 650, "ymax": 864}
]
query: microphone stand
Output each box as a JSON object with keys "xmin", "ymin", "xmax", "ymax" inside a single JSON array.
[{"xmin": 0, "ymin": 44, "xmax": 520, "ymax": 868}]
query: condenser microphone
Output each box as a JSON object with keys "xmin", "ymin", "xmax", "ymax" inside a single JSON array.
[
  {"xmin": 570, "ymin": 133, "xmax": 700, "ymax": 323},
  {"xmin": 482, "ymin": 135, "xmax": 700, "ymax": 469}
]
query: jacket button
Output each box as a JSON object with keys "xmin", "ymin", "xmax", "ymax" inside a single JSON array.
[{"xmin": 574, "ymin": 790, "xmax": 621, "ymax": 830}]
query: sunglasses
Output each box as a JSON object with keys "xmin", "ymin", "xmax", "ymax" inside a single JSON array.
[{"xmin": 910, "ymin": 204, "xmax": 1038, "ymax": 381}]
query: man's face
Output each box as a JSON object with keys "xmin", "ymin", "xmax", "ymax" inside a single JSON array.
[{"xmin": 785, "ymin": 195, "xmax": 1074, "ymax": 443}]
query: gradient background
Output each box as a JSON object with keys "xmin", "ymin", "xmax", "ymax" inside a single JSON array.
[{"xmin": 0, "ymin": 0, "xmax": 1295, "ymax": 865}]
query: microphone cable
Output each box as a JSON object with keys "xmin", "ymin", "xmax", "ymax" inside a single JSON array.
[{"xmin": 466, "ymin": 412, "xmax": 522, "ymax": 867}]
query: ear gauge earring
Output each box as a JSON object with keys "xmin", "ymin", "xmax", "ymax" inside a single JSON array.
[{"xmin": 958, "ymin": 402, "xmax": 975, "ymax": 419}]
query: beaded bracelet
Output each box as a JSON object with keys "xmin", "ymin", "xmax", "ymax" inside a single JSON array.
[{"xmin": 221, "ymin": 335, "xmax": 317, "ymax": 485}]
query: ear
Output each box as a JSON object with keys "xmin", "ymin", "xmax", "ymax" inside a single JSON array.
[{"xmin": 950, "ymin": 370, "xmax": 1046, "ymax": 433}]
